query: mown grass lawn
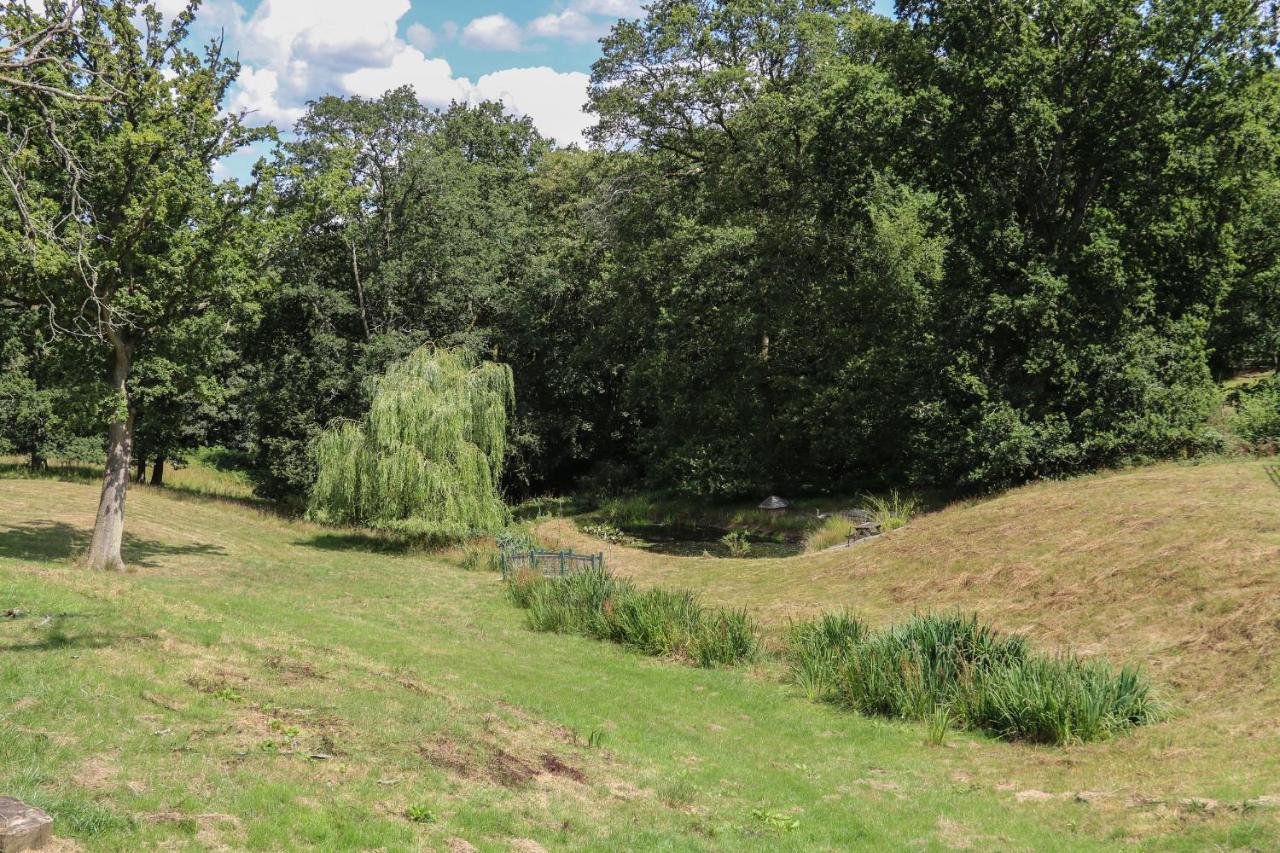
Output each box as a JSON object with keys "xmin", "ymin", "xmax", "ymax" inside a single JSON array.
[{"xmin": 1, "ymin": 474, "xmax": 1276, "ymax": 850}]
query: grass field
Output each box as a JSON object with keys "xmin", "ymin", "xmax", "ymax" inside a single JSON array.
[{"xmin": 2, "ymin": 460, "xmax": 1279, "ymax": 849}]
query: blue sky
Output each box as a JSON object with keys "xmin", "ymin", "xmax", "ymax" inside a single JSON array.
[{"xmin": 166, "ymin": 0, "xmax": 895, "ymax": 180}]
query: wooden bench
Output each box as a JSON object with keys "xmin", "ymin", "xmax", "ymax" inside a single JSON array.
[{"xmin": 845, "ymin": 521, "xmax": 882, "ymax": 545}]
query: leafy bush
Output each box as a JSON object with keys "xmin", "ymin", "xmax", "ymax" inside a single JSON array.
[
  {"xmin": 507, "ymin": 567, "xmax": 759, "ymax": 667},
  {"xmin": 786, "ymin": 612, "xmax": 1162, "ymax": 744},
  {"xmin": 720, "ymin": 530, "xmax": 751, "ymax": 556},
  {"xmin": 1230, "ymin": 378, "xmax": 1280, "ymax": 445}
]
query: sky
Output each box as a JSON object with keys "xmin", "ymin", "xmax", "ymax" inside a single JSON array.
[{"xmin": 155, "ymin": 0, "xmax": 895, "ymax": 180}]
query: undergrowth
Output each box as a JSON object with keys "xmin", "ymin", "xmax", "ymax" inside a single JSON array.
[{"xmin": 785, "ymin": 612, "xmax": 1163, "ymax": 745}]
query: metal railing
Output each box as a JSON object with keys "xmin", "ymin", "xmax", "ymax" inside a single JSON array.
[{"xmin": 499, "ymin": 547, "xmax": 605, "ymax": 579}]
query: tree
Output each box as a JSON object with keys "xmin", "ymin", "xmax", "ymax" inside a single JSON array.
[
  {"xmin": 245, "ymin": 93, "xmax": 553, "ymax": 503},
  {"xmin": 308, "ymin": 346, "xmax": 514, "ymax": 537},
  {"xmin": 0, "ymin": 1, "xmax": 267, "ymax": 569}
]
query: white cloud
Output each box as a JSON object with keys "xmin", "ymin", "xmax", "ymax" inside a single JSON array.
[
  {"xmin": 528, "ymin": 9, "xmax": 603, "ymax": 44},
  {"xmin": 226, "ymin": 65, "xmax": 305, "ymax": 127},
  {"xmin": 570, "ymin": 0, "xmax": 645, "ymax": 16},
  {"xmin": 405, "ymin": 22, "xmax": 436, "ymax": 54},
  {"xmin": 156, "ymin": 0, "xmax": 597, "ymax": 148},
  {"xmin": 342, "ymin": 46, "xmax": 470, "ymax": 106},
  {"xmin": 460, "ymin": 14, "xmax": 523, "ymax": 51},
  {"xmin": 474, "ymin": 67, "xmax": 592, "ymax": 146}
]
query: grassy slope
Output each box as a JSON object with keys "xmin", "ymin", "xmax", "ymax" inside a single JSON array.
[
  {"xmin": 0, "ymin": 468, "xmax": 1275, "ymax": 850},
  {"xmin": 544, "ymin": 458, "xmax": 1280, "ymax": 842}
]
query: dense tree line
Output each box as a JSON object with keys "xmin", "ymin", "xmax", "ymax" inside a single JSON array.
[{"xmin": 2, "ymin": 0, "xmax": 1279, "ymax": 560}]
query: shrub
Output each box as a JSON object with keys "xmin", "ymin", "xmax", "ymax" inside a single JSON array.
[
  {"xmin": 786, "ymin": 611, "xmax": 1162, "ymax": 744},
  {"xmin": 720, "ymin": 530, "xmax": 751, "ymax": 556},
  {"xmin": 1230, "ymin": 378, "xmax": 1280, "ymax": 445}
]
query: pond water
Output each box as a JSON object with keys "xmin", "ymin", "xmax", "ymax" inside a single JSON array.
[{"xmin": 617, "ymin": 524, "xmax": 804, "ymax": 559}]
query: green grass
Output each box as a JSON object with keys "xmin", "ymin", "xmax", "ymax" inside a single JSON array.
[{"xmin": 0, "ymin": 475, "xmax": 1277, "ymax": 849}]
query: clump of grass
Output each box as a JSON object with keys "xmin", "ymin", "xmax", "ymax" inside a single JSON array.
[
  {"xmin": 461, "ymin": 539, "xmax": 500, "ymax": 572},
  {"xmin": 861, "ymin": 490, "xmax": 919, "ymax": 532},
  {"xmin": 505, "ymin": 567, "xmax": 547, "ymax": 608},
  {"xmin": 786, "ymin": 611, "xmax": 867, "ymax": 700},
  {"xmin": 508, "ymin": 567, "xmax": 759, "ymax": 667},
  {"xmin": 804, "ymin": 517, "xmax": 857, "ymax": 552},
  {"xmin": 786, "ymin": 611, "xmax": 1162, "ymax": 745}
]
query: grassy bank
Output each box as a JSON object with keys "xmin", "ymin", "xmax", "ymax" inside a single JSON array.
[{"xmin": 1, "ymin": 470, "xmax": 1278, "ymax": 848}]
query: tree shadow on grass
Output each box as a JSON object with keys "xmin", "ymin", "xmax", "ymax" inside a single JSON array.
[
  {"xmin": 292, "ymin": 532, "xmax": 418, "ymax": 555},
  {"xmin": 0, "ymin": 521, "xmax": 226, "ymax": 567},
  {"xmin": 0, "ymin": 614, "xmax": 153, "ymax": 653}
]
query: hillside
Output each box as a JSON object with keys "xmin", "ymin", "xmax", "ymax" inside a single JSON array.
[{"xmin": 1, "ymin": 468, "xmax": 1278, "ymax": 849}]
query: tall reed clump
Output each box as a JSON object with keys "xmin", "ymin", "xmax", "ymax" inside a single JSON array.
[
  {"xmin": 804, "ymin": 517, "xmax": 857, "ymax": 552},
  {"xmin": 309, "ymin": 346, "xmax": 514, "ymax": 539},
  {"xmin": 861, "ymin": 490, "xmax": 919, "ymax": 532},
  {"xmin": 507, "ymin": 566, "xmax": 759, "ymax": 667},
  {"xmin": 786, "ymin": 612, "xmax": 1163, "ymax": 745}
]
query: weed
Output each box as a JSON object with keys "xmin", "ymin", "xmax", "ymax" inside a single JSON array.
[
  {"xmin": 405, "ymin": 804, "xmax": 438, "ymax": 823},
  {"xmin": 720, "ymin": 530, "xmax": 751, "ymax": 556},
  {"xmin": 926, "ymin": 706, "xmax": 950, "ymax": 746},
  {"xmin": 751, "ymin": 808, "xmax": 799, "ymax": 832},
  {"xmin": 587, "ymin": 728, "xmax": 606, "ymax": 749},
  {"xmin": 211, "ymin": 687, "xmax": 245, "ymax": 703},
  {"xmin": 579, "ymin": 522, "xmax": 637, "ymax": 545}
]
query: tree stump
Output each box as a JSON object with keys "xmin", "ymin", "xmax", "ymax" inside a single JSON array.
[{"xmin": 0, "ymin": 799, "xmax": 52, "ymax": 852}]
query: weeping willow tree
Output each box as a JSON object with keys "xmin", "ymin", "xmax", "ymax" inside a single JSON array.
[{"xmin": 308, "ymin": 347, "xmax": 515, "ymax": 537}]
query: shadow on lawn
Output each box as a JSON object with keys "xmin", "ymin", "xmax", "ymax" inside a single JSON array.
[
  {"xmin": 0, "ymin": 521, "xmax": 226, "ymax": 567},
  {"xmin": 0, "ymin": 614, "xmax": 137, "ymax": 653},
  {"xmin": 293, "ymin": 532, "xmax": 418, "ymax": 555}
]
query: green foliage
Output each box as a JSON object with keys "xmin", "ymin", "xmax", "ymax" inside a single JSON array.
[
  {"xmin": 404, "ymin": 804, "xmax": 437, "ymax": 824},
  {"xmin": 308, "ymin": 347, "xmax": 514, "ymax": 538},
  {"xmin": 861, "ymin": 491, "xmax": 919, "ymax": 533},
  {"xmin": 1230, "ymin": 378, "xmax": 1280, "ymax": 446},
  {"xmin": 785, "ymin": 612, "xmax": 1162, "ymax": 744},
  {"xmin": 510, "ymin": 567, "xmax": 759, "ymax": 667},
  {"xmin": 719, "ymin": 530, "xmax": 751, "ymax": 556}
]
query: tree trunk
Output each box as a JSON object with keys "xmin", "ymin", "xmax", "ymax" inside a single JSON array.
[
  {"xmin": 150, "ymin": 455, "xmax": 165, "ymax": 486},
  {"xmin": 29, "ymin": 452, "xmax": 46, "ymax": 471},
  {"xmin": 135, "ymin": 454, "xmax": 146, "ymax": 483},
  {"xmin": 87, "ymin": 339, "xmax": 133, "ymax": 571}
]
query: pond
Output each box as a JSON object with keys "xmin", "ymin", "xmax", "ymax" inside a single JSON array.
[{"xmin": 617, "ymin": 523, "xmax": 804, "ymax": 559}]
